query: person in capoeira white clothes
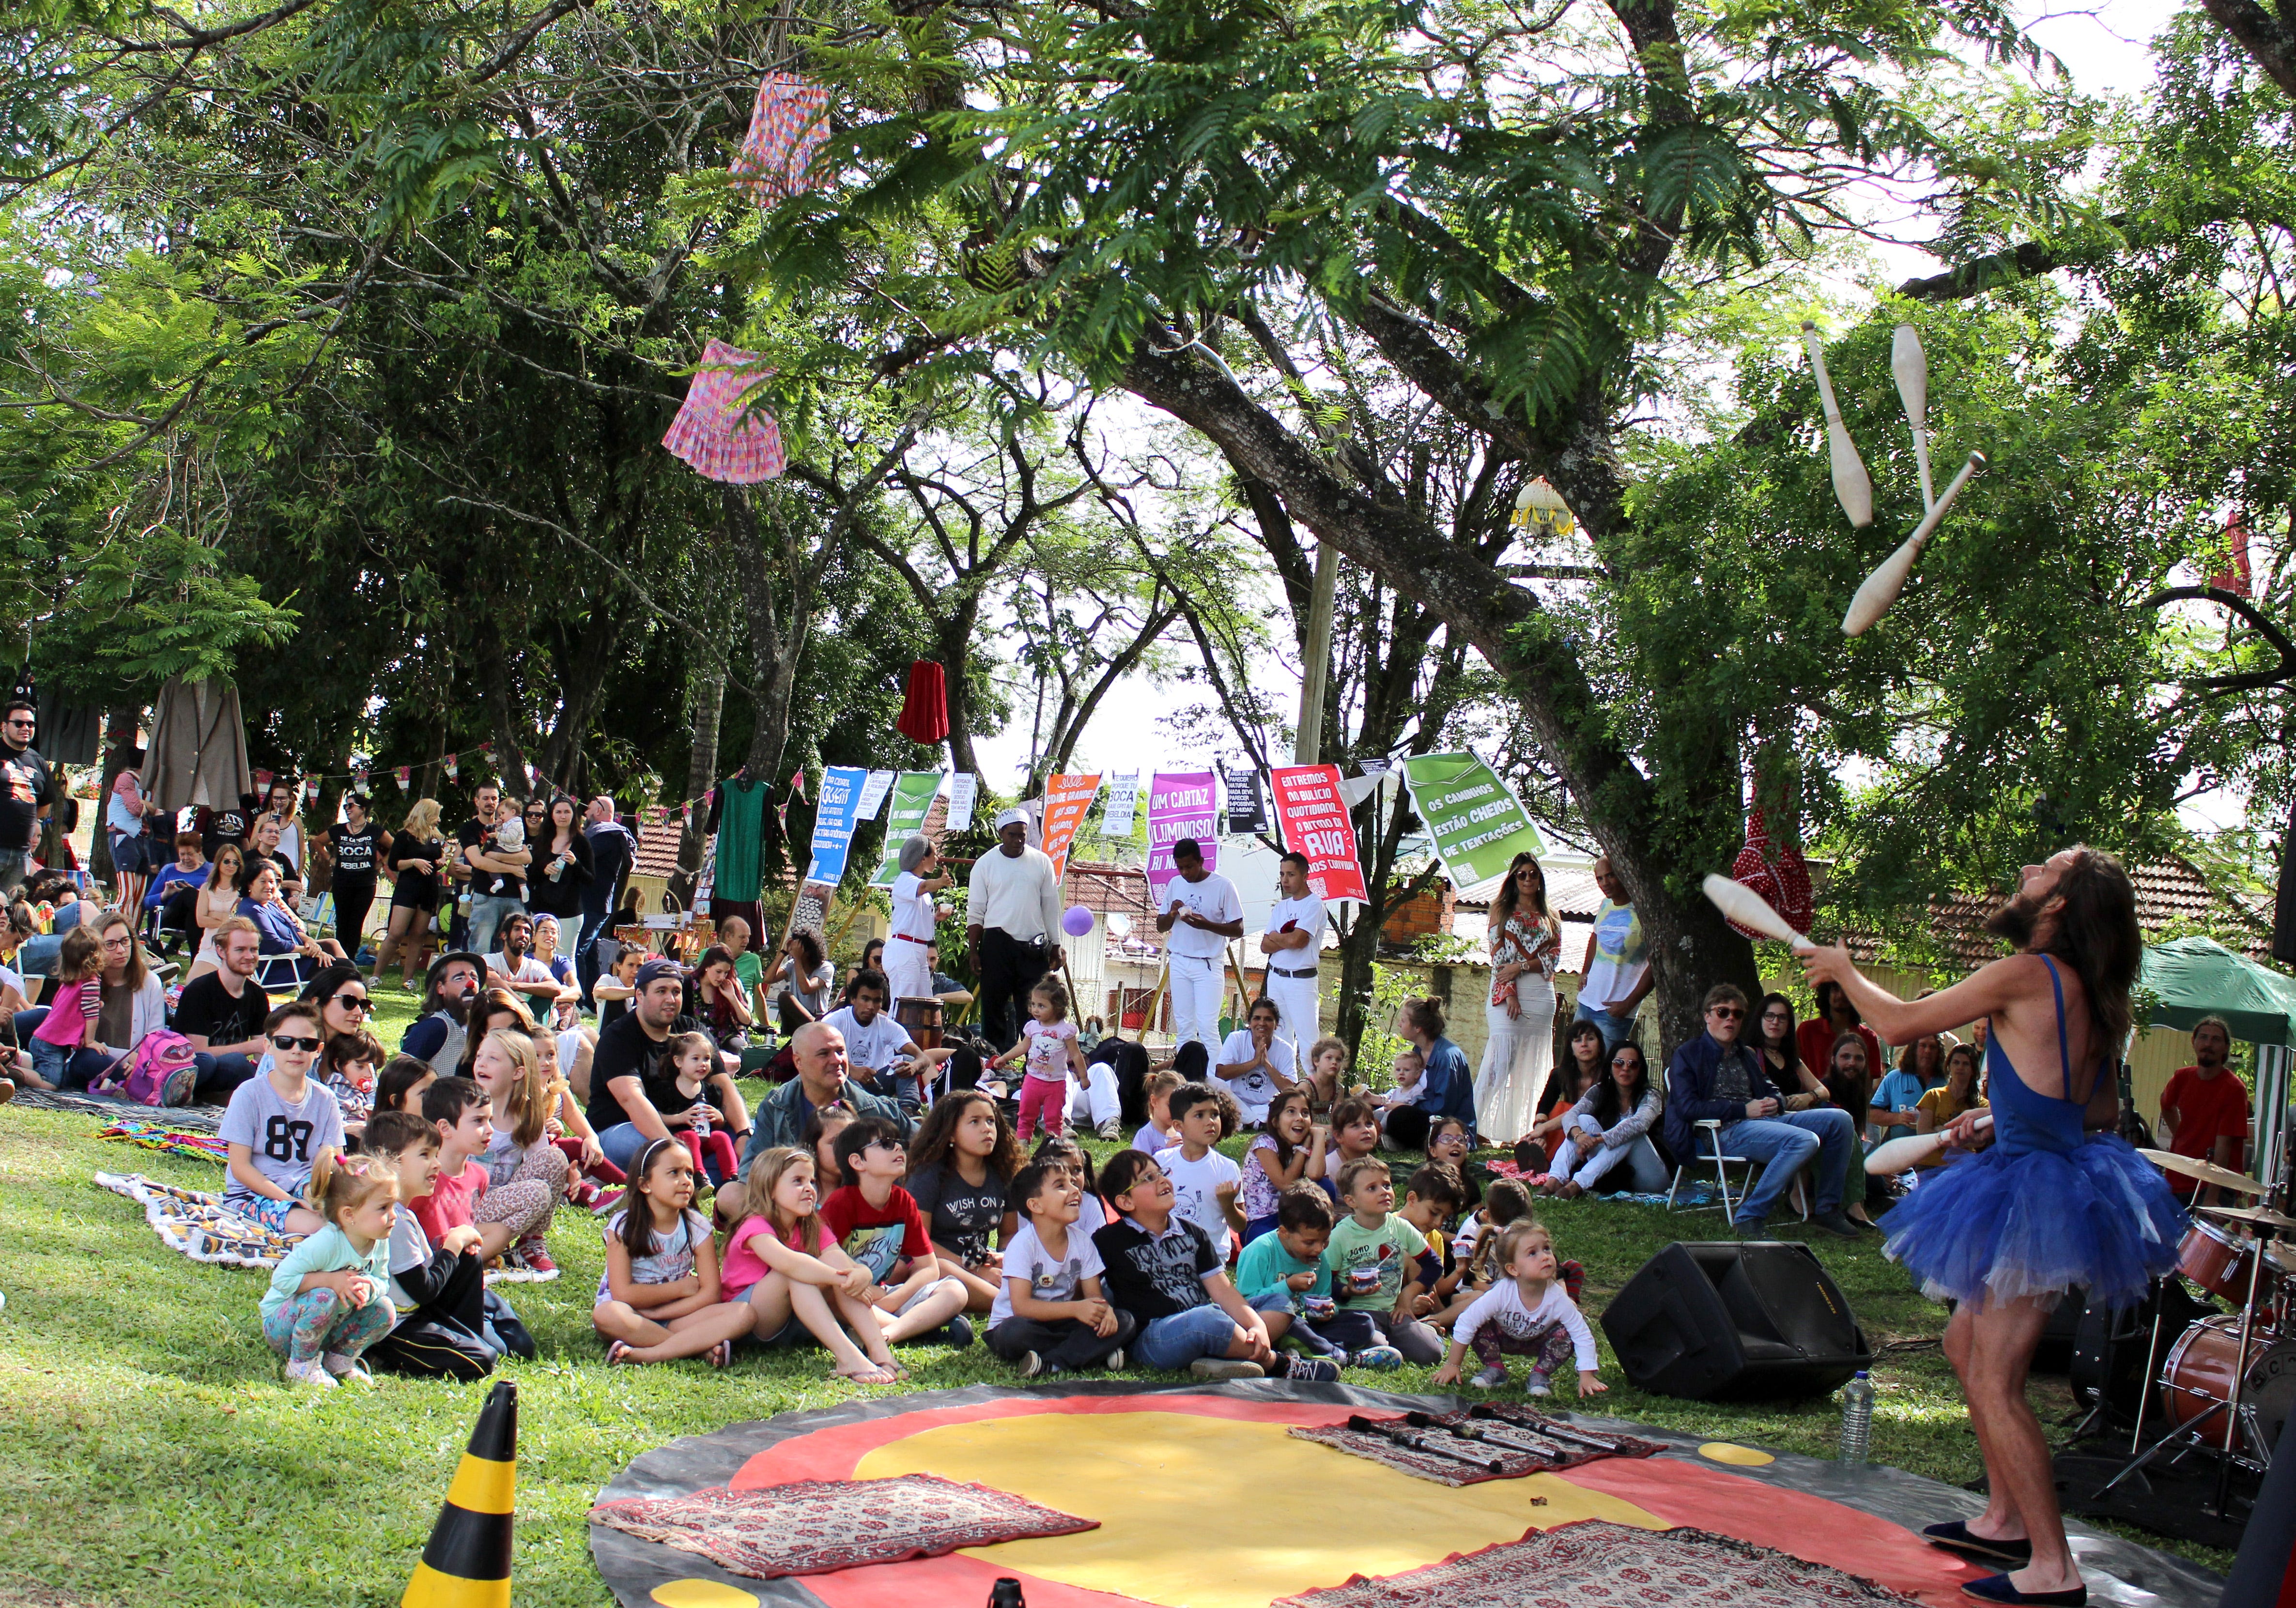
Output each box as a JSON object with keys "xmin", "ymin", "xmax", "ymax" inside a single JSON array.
[
  {"xmin": 1258, "ymin": 851, "xmax": 1325, "ymax": 1083},
  {"xmin": 1156, "ymin": 838, "xmax": 1243, "ymax": 1058}
]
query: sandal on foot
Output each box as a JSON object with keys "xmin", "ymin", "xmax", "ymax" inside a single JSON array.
[
  {"xmin": 707, "ymin": 1338, "xmax": 734, "ymax": 1368},
  {"xmin": 605, "ymin": 1340, "xmax": 638, "ymax": 1366},
  {"xmin": 836, "ymin": 1363, "xmax": 899, "ymax": 1385}
]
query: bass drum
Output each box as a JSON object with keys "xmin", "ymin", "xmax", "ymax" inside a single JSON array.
[{"xmin": 2162, "ymin": 1316, "xmax": 2296, "ymax": 1455}]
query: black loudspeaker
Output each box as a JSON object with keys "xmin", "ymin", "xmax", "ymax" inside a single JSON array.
[{"xmin": 1600, "ymin": 1241, "xmax": 1873, "ymax": 1401}]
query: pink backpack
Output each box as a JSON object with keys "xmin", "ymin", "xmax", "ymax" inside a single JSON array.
[{"xmin": 95, "ymin": 1030, "xmax": 198, "ymax": 1106}]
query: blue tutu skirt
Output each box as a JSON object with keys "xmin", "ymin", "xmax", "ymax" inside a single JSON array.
[{"xmin": 1878, "ymin": 1133, "xmax": 2189, "ymax": 1310}]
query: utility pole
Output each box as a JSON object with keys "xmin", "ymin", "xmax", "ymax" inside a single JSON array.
[{"xmin": 1294, "ymin": 541, "xmax": 1339, "ymax": 764}]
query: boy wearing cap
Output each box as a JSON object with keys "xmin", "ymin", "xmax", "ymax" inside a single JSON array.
[{"xmin": 964, "ymin": 808, "xmax": 1064, "ymax": 1052}]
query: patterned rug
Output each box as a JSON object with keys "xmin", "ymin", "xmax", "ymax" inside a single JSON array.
[
  {"xmin": 588, "ymin": 1473, "xmax": 1099, "ymax": 1578},
  {"xmin": 98, "ymin": 1120, "xmax": 229, "ymax": 1164},
  {"xmin": 1275, "ymin": 1519, "xmax": 1927, "ymax": 1608},
  {"xmin": 1291, "ymin": 1406, "xmax": 1666, "ymax": 1486},
  {"xmin": 15, "ymin": 1088, "xmax": 226, "ymax": 1133},
  {"xmin": 94, "ymin": 1171, "xmax": 301, "ymax": 1270}
]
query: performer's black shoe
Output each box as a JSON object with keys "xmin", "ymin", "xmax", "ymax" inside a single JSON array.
[
  {"xmin": 1960, "ymin": 1574, "xmax": 2082, "ymax": 1607},
  {"xmin": 1923, "ymin": 1521, "xmax": 2033, "ymax": 1563}
]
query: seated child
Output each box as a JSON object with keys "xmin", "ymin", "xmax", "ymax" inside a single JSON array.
[
  {"xmin": 1302, "ymin": 1035, "xmax": 1351, "ymax": 1110},
  {"xmin": 1232, "ymin": 1184, "xmax": 1356, "ymax": 1363},
  {"xmin": 259, "ymin": 1151, "xmax": 398, "ymax": 1386},
  {"xmin": 1397, "ymin": 1162, "xmax": 1465, "ymax": 1314},
  {"xmin": 1319, "ymin": 1156, "xmax": 1445, "ymax": 1364},
  {"xmin": 1155, "ymin": 1084, "xmax": 1242, "ymax": 1252},
  {"xmin": 27, "ymin": 927, "xmax": 105, "ymax": 1092},
  {"xmin": 1028, "ymin": 1134, "xmax": 1107, "ymax": 1234},
  {"xmin": 721, "ymin": 1145, "xmax": 908, "ymax": 1384},
  {"xmin": 1091, "ymin": 1148, "xmax": 1334, "ymax": 1382},
  {"xmin": 1371, "ymin": 1048, "xmax": 1425, "ymax": 1115},
  {"xmin": 820, "ymin": 1116, "xmax": 972, "ymax": 1347},
  {"xmin": 413, "ymin": 1076, "xmax": 494, "ymax": 1250},
  {"xmin": 1428, "ymin": 1177, "xmax": 1534, "ymax": 1329},
  {"xmin": 1318, "ymin": 1096, "xmax": 1383, "ymax": 1202},
  {"xmin": 666, "ymin": 1029, "xmax": 742, "ymax": 1186},
  {"xmin": 987, "ymin": 1158, "xmax": 1137, "ymax": 1377},
  {"xmin": 1132, "ymin": 1068, "xmax": 1184, "ymax": 1155},
  {"xmin": 371, "ymin": 1054, "xmax": 438, "ymax": 1120},
  {"xmin": 221, "ymin": 1002, "xmax": 345, "ymax": 1236},
  {"xmin": 466, "ymin": 1029, "xmax": 571, "ymax": 1277},
  {"xmin": 324, "ymin": 1028, "xmax": 385, "ymax": 1131},
  {"xmin": 1432, "ymin": 1218, "xmax": 1606, "ymax": 1398},
  {"xmin": 1239, "ymin": 1091, "xmax": 1318, "ymax": 1243},
  {"xmin": 595, "ymin": 1135, "xmax": 755, "ymax": 1366},
  {"xmin": 362, "ymin": 1109, "xmax": 521, "ymax": 1380}
]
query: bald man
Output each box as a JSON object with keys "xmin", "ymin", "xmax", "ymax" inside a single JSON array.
[{"xmin": 741, "ymin": 1018, "xmax": 911, "ymax": 1174}]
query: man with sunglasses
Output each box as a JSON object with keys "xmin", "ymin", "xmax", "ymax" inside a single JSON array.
[
  {"xmin": 1663, "ymin": 982, "xmax": 1860, "ymax": 1238},
  {"xmin": 0, "ymin": 699, "xmax": 52, "ymax": 897}
]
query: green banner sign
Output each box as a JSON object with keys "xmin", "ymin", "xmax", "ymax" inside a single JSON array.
[
  {"xmin": 1397, "ymin": 752, "xmax": 1544, "ymax": 890},
  {"xmin": 869, "ymin": 772, "xmax": 945, "ymax": 887}
]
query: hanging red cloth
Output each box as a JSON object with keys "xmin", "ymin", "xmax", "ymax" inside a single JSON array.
[
  {"xmin": 1726, "ymin": 802, "xmax": 1815, "ymax": 940},
  {"xmin": 897, "ymin": 660, "xmax": 950, "ymax": 746}
]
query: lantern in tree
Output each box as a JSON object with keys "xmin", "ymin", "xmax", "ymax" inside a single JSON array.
[{"xmin": 1511, "ymin": 476, "xmax": 1574, "ymax": 539}]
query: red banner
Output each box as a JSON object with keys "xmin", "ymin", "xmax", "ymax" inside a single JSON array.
[
  {"xmin": 1039, "ymin": 772, "xmax": 1102, "ymax": 883},
  {"xmin": 1271, "ymin": 764, "xmax": 1368, "ymax": 904}
]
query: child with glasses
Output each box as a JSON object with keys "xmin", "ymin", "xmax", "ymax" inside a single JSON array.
[{"xmin": 218, "ymin": 1003, "xmax": 346, "ymax": 1237}]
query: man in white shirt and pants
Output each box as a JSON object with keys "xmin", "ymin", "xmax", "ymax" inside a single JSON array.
[
  {"xmin": 965, "ymin": 808, "xmax": 1065, "ymax": 1053},
  {"xmin": 1156, "ymin": 837, "xmax": 1243, "ymax": 1057},
  {"xmin": 1258, "ymin": 850, "xmax": 1325, "ymax": 1078}
]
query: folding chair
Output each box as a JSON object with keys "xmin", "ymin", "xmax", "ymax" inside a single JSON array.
[
  {"xmin": 1666, "ymin": 1118, "xmax": 1753, "ymax": 1216},
  {"xmin": 253, "ymin": 952, "xmax": 317, "ymax": 992}
]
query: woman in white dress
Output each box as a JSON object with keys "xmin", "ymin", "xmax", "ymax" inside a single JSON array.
[{"xmin": 1474, "ymin": 853, "xmax": 1561, "ymax": 1144}]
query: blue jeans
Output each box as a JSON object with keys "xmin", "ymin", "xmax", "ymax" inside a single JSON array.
[
  {"xmin": 466, "ymin": 894, "xmax": 522, "ymax": 960},
  {"xmin": 574, "ymin": 909, "xmax": 611, "ymax": 1004},
  {"xmin": 595, "ymin": 1122, "xmax": 661, "ymax": 1175},
  {"xmin": 31, "ymin": 1037, "xmax": 117, "ymax": 1091},
  {"xmin": 1572, "ymin": 999, "xmax": 1638, "ymax": 1051},
  {"xmin": 1247, "ymin": 1288, "xmax": 1343, "ymax": 1357},
  {"xmin": 1128, "ymin": 1303, "xmax": 1243, "ymax": 1371},
  {"xmin": 17, "ymin": 934, "xmax": 61, "ymax": 978},
  {"xmin": 193, "ymin": 1051, "xmax": 259, "ymax": 1099},
  {"xmin": 1721, "ymin": 1107, "xmax": 1857, "ymax": 1223}
]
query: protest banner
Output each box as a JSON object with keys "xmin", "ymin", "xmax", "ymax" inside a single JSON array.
[
  {"xmin": 1039, "ymin": 772, "xmax": 1102, "ymax": 881},
  {"xmin": 1102, "ymin": 772, "xmax": 1140, "ymax": 839},
  {"xmin": 1146, "ymin": 771, "xmax": 1218, "ymax": 906},
  {"xmin": 1223, "ymin": 760, "xmax": 1269, "ymax": 833},
  {"xmin": 1270, "ymin": 764, "xmax": 1369, "ymax": 904},
  {"xmin": 945, "ymin": 773, "xmax": 977, "ymax": 833},
  {"xmin": 1396, "ymin": 752, "xmax": 1544, "ymax": 890},
  {"xmin": 869, "ymin": 772, "xmax": 945, "ymax": 886},
  {"xmin": 807, "ymin": 766, "xmax": 869, "ymax": 883},
  {"xmin": 856, "ymin": 769, "xmax": 895, "ymax": 822}
]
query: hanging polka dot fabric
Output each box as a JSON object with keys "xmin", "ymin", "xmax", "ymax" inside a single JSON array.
[
  {"xmin": 662, "ymin": 339, "xmax": 787, "ymax": 484},
  {"xmin": 732, "ymin": 73, "xmax": 831, "ymax": 205},
  {"xmin": 1726, "ymin": 805, "xmax": 1815, "ymax": 938}
]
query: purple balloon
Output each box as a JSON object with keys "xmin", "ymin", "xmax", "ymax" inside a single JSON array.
[{"xmin": 1062, "ymin": 904, "xmax": 1094, "ymax": 937}]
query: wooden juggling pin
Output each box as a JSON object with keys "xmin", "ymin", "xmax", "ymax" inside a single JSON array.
[
  {"xmin": 1841, "ymin": 451, "xmax": 1985, "ymax": 637},
  {"xmin": 1804, "ymin": 321, "xmax": 1873, "ymax": 528},
  {"xmin": 1892, "ymin": 323, "xmax": 1934, "ymax": 511}
]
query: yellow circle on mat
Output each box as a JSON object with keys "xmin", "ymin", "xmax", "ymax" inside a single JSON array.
[
  {"xmin": 1698, "ymin": 1442, "xmax": 1775, "ymax": 1466},
  {"xmin": 650, "ymin": 1581, "xmax": 759, "ymax": 1608},
  {"xmin": 856, "ymin": 1409, "xmax": 1666, "ymax": 1608}
]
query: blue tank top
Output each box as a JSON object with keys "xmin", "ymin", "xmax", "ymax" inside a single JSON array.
[{"xmin": 1984, "ymin": 956, "xmax": 2097, "ymax": 1159}]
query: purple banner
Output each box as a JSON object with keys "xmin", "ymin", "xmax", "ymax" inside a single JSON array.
[{"xmin": 1146, "ymin": 770, "xmax": 1218, "ymax": 907}]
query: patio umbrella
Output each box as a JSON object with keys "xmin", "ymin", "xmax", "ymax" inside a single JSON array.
[{"xmin": 139, "ymin": 677, "xmax": 252, "ymax": 813}]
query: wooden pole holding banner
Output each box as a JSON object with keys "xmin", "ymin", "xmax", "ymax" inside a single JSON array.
[{"xmin": 1295, "ymin": 542, "xmax": 1340, "ymax": 765}]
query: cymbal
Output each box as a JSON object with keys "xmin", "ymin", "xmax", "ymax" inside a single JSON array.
[
  {"xmin": 2140, "ymin": 1149, "xmax": 2266, "ymax": 1195},
  {"xmin": 2204, "ymin": 1204, "xmax": 2296, "ymax": 1229}
]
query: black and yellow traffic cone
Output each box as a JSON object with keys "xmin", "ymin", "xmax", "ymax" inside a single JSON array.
[{"xmin": 403, "ymin": 1380, "xmax": 517, "ymax": 1608}]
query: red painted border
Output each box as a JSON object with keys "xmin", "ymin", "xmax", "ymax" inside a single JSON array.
[{"xmin": 723, "ymin": 1396, "xmax": 1989, "ymax": 1608}]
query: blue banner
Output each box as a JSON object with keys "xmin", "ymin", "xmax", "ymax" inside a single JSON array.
[{"xmin": 807, "ymin": 766, "xmax": 869, "ymax": 883}]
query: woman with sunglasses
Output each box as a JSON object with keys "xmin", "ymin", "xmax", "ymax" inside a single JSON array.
[
  {"xmin": 1475, "ymin": 852, "xmax": 1562, "ymax": 1146},
  {"xmin": 1542, "ymin": 1042, "xmax": 1669, "ymax": 1197}
]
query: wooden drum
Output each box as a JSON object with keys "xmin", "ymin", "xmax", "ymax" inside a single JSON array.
[{"xmin": 896, "ymin": 995, "xmax": 944, "ymax": 1051}]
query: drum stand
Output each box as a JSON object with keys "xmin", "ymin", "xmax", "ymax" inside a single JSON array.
[{"xmin": 2098, "ymin": 1217, "xmax": 2279, "ymax": 1516}]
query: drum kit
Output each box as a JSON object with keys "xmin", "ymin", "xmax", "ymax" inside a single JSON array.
[{"xmin": 2097, "ymin": 1148, "xmax": 2296, "ymax": 1513}]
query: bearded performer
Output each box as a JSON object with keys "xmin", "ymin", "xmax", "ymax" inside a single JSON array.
[{"xmin": 1801, "ymin": 847, "xmax": 2187, "ymax": 1608}]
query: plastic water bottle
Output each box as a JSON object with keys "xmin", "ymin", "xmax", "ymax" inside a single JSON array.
[{"xmin": 1838, "ymin": 1371, "xmax": 1874, "ymax": 1464}]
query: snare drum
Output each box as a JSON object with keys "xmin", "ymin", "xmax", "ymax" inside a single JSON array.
[
  {"xmin": 2178, "ymin": 1219, "xmax": 2257, "ymax": 1303},
  {"xmin": 895, "ymin": 995, "xmax": 944, "ymax": 1051}
]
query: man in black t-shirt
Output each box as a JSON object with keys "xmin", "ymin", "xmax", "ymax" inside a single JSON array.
[
  {"xmin": 585, "ymin": 959, "xmax": 712, "ymax": 1172},
  {"xmin": 457, "ymin": 783, "xmax": 530, "ymax": 957},
  {"xmin": 0, "ymin": 699, "xmax": 52, "ymax": 895},
  {"xmin": 201, "ymin": 798, "xmax": 252, "ymax": 861},
  {"xmin": 173, "ymin": 919, "xmax": 268, "ymax": 1097}
]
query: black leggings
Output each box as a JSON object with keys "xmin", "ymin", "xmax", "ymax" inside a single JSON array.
[
  {"xmin": 333, "ymin": 875, "xmax": 376, "ymax": 956},
  {"xmin": 986, "ymin": 1310, "xmax": 1137, "ymax": 1371}
]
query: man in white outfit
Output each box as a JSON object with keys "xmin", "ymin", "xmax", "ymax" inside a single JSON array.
[
  {"xmin": 1258, "ymin": 850, "xmax": 1325, "ymax": 1078},
  {"xmin": 965, "ymin": 808, "xmax": 1065, "ymax": 1053},
  {"xmin": 884, "ymin": 835, "xmax": 951, "ymax": 1005},
  {"xmin": 1156, "ymin": 837, "xmax": 1243, "ymax": 1056}
]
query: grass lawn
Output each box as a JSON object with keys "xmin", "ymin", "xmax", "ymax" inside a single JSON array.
[{"xmin": 0, "ymin": 986, "xmax": 2229, "ymax": 1605}]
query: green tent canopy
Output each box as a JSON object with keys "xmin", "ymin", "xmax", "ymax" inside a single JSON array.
[{"xmin": 2139, "ymin": 935, "xmax": 2296, "ymax": 1047}]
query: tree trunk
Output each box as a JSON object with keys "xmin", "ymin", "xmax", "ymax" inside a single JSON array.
[
  {"xmin": 669, "ymin": 662, "xmax": 724, "ymax": 905},
  {"xmin": 723, "ymin": 486, "xmax": 809, "ymax": 784},
  {"xmin": 937, "ymin": 605, "xmax": 983, "ymax": 781},
  {"xmin": 475, "ymin": 631, "xmax": 533, "ymax": 801},
  {"xmin": 1120, "ymin": 337, "xmax": 1758, "ymax": 1062}
]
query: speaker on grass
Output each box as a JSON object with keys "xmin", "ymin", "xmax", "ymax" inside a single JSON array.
[{"xmin": 1600, "ymin": 1241, "xmax": 1873, "ymax": 1401}]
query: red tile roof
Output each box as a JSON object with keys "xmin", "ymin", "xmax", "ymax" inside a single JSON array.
[{"xmin": 1841, "ymin": 856, "xmax": 2270, "ymax": 967}]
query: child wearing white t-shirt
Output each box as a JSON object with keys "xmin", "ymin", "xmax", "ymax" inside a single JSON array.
[
  {"xmin": 1155, "ymin": 1084, "xmax": 1242, "ymax": 1256},
  {"xmin": 1432, "ymin": 1218, "xmax": 1605, "ymax": 1398},
  {"xmin": 987, "ymin": 1158, "xmax": 1136, "ymax": 1376}
]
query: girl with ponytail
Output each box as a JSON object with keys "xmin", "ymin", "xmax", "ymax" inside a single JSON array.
[{"xmin": 259, "ymin": 1151, "xmax": 400, "ymax": 1387}]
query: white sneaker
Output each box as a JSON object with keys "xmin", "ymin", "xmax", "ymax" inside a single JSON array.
[
  {"xmin": 283, "ymin": 1357, "xmax": 338, "ymax": 1389},
  {"xmin": 1105, "ymin": 1348, "xmax": 1125, "ymax": 1372},
  {"xmin": 1017, "ymin": 1350, "xmax": 1044, "ymax": 1379},
  {"xmin": 1525, "ymin": 1373, "xmax": 1554, "ymax": 1397},
  {"xmin": 1470, "ymin": 1363, "xmax": 1510, "ymax": 1389},
  {"xmin": 1096, "ymin": 1118, "xmax": 1123, "ymax": 1140},
  {"xmin": 322, "ymin": 1352, "xmax": 374, "ymax": 1384}
]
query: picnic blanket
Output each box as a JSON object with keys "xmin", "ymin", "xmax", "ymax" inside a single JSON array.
[
  {"xmin": 98, "ymin": 1120, "xmax": 229, "ymax": 1164},
  {"xmin": 1275, "ymin": 1519, "xmax": 1926, "ymax": 1608},
  {"xmin": 1290, "ymin": 1406, "xmax": 1666, "ymax": 1486},
  {"xmin": 589, "ymin": 1474, "xmax": 1099, "ymax": 1579},
  {"xmin": 15, "ymin": 1087, "xmax": 226, "ymax": 1133},
  {"xmin": 95, "ymin": 1171, "xmax": 301, "ymax": 1270}
]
